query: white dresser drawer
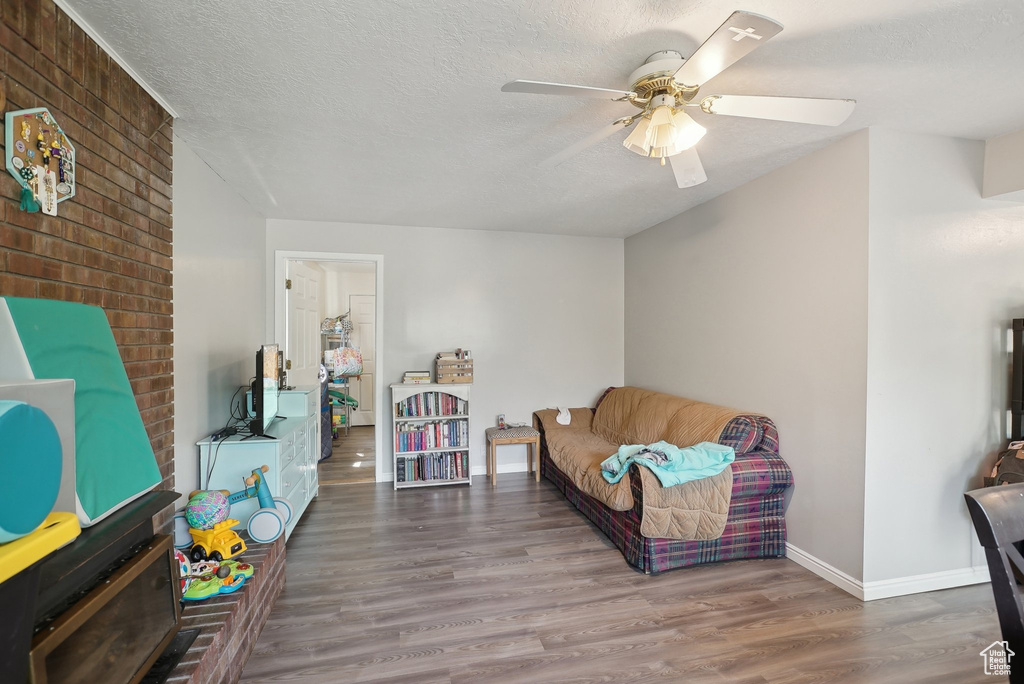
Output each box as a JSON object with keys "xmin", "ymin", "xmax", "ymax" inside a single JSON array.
[
  {"xmin": 280, "ymin": 457, "xmax": 304, "ymax": 496},
  {"xmin": 281, "ymin": 458, "xmax": 305, "ymax": 504},
  {"xmin": 281, "ymin": 445, "xmax": 297, "ymax": 469}
]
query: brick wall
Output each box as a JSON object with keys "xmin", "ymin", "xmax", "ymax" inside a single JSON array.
[
  {"xmin": 167, "ymin": 535, "xmax": 286, "ymax": 684},
  {"xmin": 0, "ymin": 0, "xmax": 175, "ymax": 488}
]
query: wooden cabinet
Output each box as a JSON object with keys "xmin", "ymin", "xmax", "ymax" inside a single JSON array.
[{"xmin": 197, "ymin": 387, "xmax": 319, "ymax": 540}]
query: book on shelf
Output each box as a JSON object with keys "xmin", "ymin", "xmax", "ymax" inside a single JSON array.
[
  {"xmin": 394, "ymin": 418, "xmax": 469, "ymax": 452},
  {"xmin": 402, "ymin": 370, "xmax": 432, "ymax": 384},
  {"xmin": 395, "ymin": 451, "xmax": 469, "ymax": 483},
  {"xmin": 394, "ymin": 391, "xmax": 468, "ymax": 418}
]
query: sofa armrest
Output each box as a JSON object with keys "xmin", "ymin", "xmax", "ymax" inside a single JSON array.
[
  {"xmin": 533, "ymin": 408, "xmax": 593, "ymax": 434},
  {"xmin": 718, "ymin": 415, "xmax": 780, "ymax": 455}
]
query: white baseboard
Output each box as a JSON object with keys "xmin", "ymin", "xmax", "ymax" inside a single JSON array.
[
  {"xmin": 380, "ymin": 462, "xmax": 529, "ymax": 482},
  {"xmin": 785, "ymin": 543, "xmax": 865, "ymax": 599},
  {"xmin": 785, "ymin": 543, "xmax": 990, "ymax": 601},
  {"xmin": 861, "ymin": 564, "xmax": 990, "ymax": 601}
]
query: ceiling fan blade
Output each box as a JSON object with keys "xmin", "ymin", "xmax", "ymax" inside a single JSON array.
[
  {"xmin": 669, "ymin": 148, "xmax": 708, "ymax": 189},
  {"xmin": 673, "ymin": 11, "xmax": 783, "ymax": 88},
  {"xmin": 700, "ymin": 94, "xmax": 856, "ymax": 126},
  {"xmin": 502, "ymin": 79, "xmax": 636, "ymax": 100},
  {"xmin": 539, "ymin": 120, "xmax": 628, "ymax": 168}
]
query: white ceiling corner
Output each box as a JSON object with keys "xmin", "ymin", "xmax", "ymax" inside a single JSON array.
[
  {"xmin": 52, "ymin": 0, "xmax": 178, "ymax": 117},
  {"xmin": 62, "ymin": 0, "xmax": 1024, "ymax": 238}
]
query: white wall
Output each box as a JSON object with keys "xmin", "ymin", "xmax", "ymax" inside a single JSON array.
[
  {"xmin": 172, "ymin": 136, "xmax": 266, "ymax": 496},
  {"xmin": 864, "ymin": 128, "xmax": 1024, "ymax": 584},
  {"xmin": 983, "ymin": 127, "xmax": 1024, "ymax": 201},
  {"xmin": 322, "ymin": 263, "xmax": 375, "ymax": 317},
  {"xmin": 624, "ymin": 131, "xmax": 870, "ymax": 580},
  {"xmin": 265, "ymin": 220, "xmax": 624, "ymax": 478},
  {"xmin": 625, "ymin": 126, "xmax": 1024, "ymax": 597}
]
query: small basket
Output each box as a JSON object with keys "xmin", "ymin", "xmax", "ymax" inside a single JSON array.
[{"xmin": 436, "ymin": 358, "xmax": 473, "ymax": 384}]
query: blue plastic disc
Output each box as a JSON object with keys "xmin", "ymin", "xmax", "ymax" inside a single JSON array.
[{"xmin": 0, "ymin": 401, "xmax": 62, "ymax": 543}]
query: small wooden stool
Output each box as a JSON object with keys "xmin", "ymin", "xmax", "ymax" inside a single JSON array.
[{"xmin": 485, "ymin": 426, "xmax": 540, "ymax": 485}]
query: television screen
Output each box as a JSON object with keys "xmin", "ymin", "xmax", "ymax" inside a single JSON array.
[
  {"xmin": 260, "ymin": 344, "xmax": 280, "ymax": 433},
  {"xmin": 251, "ymin": 344, "xmax": 280, "ymax": 437}
]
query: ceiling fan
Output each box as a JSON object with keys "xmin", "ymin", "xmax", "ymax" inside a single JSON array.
[{"xmin": 501, "ymin": 10, "xmax": 855, "ymax": 189}]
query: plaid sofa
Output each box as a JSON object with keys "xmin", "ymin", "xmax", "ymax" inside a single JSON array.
[{"xmin": 535, "ymin": 397, "xmax": 794, "ymax": 574}]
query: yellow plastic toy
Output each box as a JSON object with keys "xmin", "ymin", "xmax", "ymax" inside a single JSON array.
[
  {"xmin": 187, "ymin": 519, "xmax": 246, "ymax": 563},
  {"xmin": 0, "ymin": 512, "xmax": 80, "ymax": 584}
]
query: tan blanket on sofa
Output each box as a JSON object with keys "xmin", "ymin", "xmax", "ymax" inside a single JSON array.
[
  {"xmin": 592, "ymin": 388, "xmax": 743, "ymax": 449},
  {"xmin": 535, "ymin": 406, "xmax": 734, "ymax": 540}
]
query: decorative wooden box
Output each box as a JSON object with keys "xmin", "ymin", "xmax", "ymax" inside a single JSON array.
[{"xmin": 435, "ymin": 358, "xmax": 473, "ymax": 384}]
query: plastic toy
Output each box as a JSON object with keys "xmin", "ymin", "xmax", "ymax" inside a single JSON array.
[
  {"xmin": 190, "ymin": 560, "xmax": 231, "ymax": 578},
  {"xmin": 227, "ymin": 466, "xmax": 292, "ymax": 544},
  {"xmin": 173, "ymin": 466, "xmax": 293, "ymax": 551},
  {"xmin": 0, "ymin": 400, "xmax": 63, "ymax": 544},
  {"xmin": 181, "ymin": 558, "xmax": 255, "ymax": 601},
  {"xmin": 184, "ymin": 489, "xmax": 229, "ymax": 529},
  {"xmin": 188, "ymin": 519, "xmax": 246, "ymax": 563},
  {"xmin": 174, "ymin": 549, "xmax": 191, "ymax": 594}
]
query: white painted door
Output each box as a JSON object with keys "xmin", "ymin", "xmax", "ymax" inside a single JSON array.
[
  {"xmin": 285, "ymin": 261, "xmax": 324, "ymax": 387},
  {"xmin": 348, "ymin": 294, "xmax": 375, "ymax": 426}
]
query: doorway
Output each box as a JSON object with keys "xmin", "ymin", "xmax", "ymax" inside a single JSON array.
[{"xmin": 277, "ymin": 252, "xmax": 384, "ymax": 485}]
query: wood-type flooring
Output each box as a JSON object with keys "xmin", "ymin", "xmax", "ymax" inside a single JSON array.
[
  {"xmin": 240, "ymin": 473, "xmax": 1000, "ymax": 683},
  {"xmin": 319, "ymin": 426, "xmax": 376, "ymax": 485}
]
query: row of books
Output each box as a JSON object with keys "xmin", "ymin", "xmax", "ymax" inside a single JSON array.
[
  {"xmin": 402, "ymin": 370, "xmax": 431, "ymax": 384},
  {"xmin": 395, "ymin": 392, "xmax": 468, "ymax": 417},
  {"xmin": 395, "ymin": 419, "xmax": 469, "ymax": 452},
  {"xmin": 396, "ymin": 451, "xmax": 469, "ymax": 483}
]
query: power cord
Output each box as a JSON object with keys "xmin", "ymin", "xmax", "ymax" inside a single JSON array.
[
  {"xmin": 205, "ymin": 382, "xmax": 258, "ymax": 486},
  {"xmin": 210, "ymin": 426, "xmax": 238, "ymax": 441}
]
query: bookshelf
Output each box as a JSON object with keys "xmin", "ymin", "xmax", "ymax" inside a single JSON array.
[{"xmin": 391, "ymin": 383, "xmax": 472, "ymax": 490}]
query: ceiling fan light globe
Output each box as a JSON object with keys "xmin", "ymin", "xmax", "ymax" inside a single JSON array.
[
  {"xmin": 649, "ymin": 125, "xmax": 677, "ymax": 150},
  {"xmin": 623, "ymin": 117, "xmax": 652, "ymax": 155},
  {"xmin": 667, "ymin": 122, "xmax": 708, "ymax": 153},
  {"xmin": 644, "ymin": 105, "xmax": 678, "ymax": 153},
  {"xmin": 649, "ymin": 105, "xmax": 674, "ymax": 128},
  {"xmin": 669, "ymin": 110, "xmax": 707, "ymax": 152},
  {"xmin": 624, "ymin": 143, "xmax": 649, "ymax": 156}
]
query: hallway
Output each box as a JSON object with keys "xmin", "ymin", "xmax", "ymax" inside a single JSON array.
[{"xmin": 318, "ymin": 425, "xmax": 375, "ymax": 485}]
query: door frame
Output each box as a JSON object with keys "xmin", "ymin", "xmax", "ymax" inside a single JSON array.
[{"xmin": 274, "ymin": 250, "xmax": 385, "ymax": 483}]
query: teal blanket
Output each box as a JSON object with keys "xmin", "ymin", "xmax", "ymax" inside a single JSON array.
[{"xmin": 600, "ymin": 440, "xmax": 735, "ymax": 487}]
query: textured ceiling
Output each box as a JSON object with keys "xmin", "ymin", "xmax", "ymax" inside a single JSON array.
[{"xmin": 66, "ymin": 0, "xmax": 1024, "ymax": 238}]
